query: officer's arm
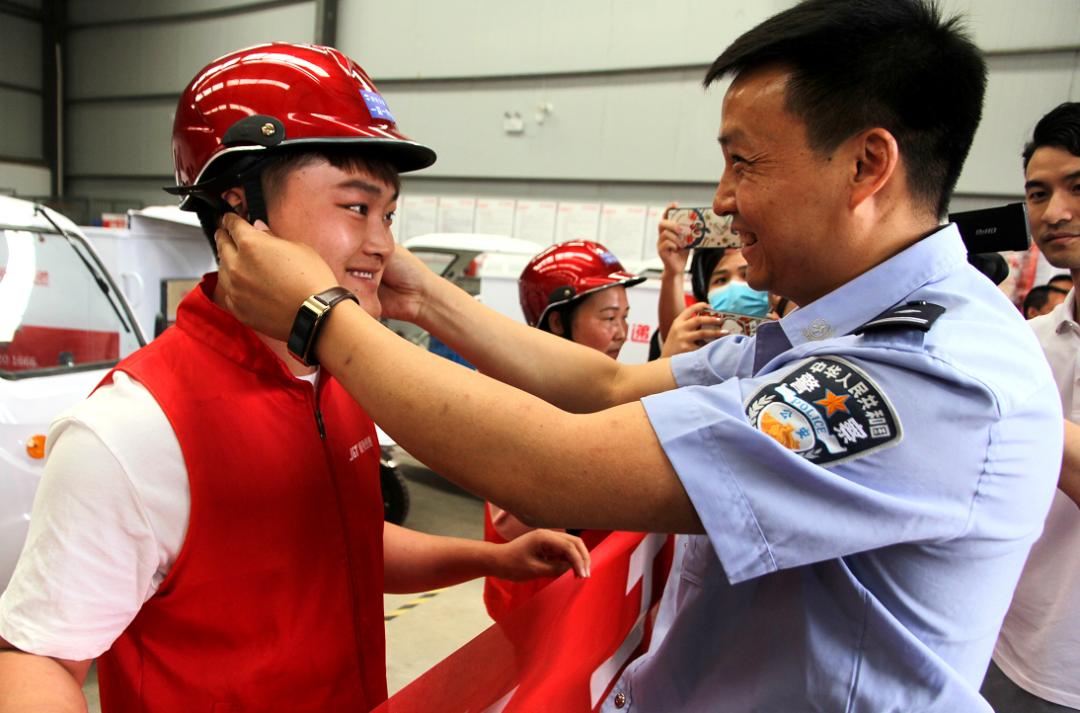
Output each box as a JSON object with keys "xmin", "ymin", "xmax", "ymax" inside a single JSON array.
[
  {"xmin": 0, "ymin": 637, "xmax": 90, "ymax": 712},
  {"xmin": 213, "ymin": 215, "xmax": 697, "ymax": 530},
  {"xmin": 214, "ymin": 213, "xmax": 677, "ymax": 412},
  {"xmin": 320, "ymin": 301, "xmax": 702, "ymax": 534},
  {"xmin": 1061, "ymin": 420, "xmax": 1080, "ymax": 507},
  {"xmin": 408, "ymin": 252, "xmax": 677, "ymax": 413}
]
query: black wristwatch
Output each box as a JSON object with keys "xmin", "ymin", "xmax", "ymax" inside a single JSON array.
[{"xmin": 286, "ymin": 287, "xmax": 359, "ymax": 366}]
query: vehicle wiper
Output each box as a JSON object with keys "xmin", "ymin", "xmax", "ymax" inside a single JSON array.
[{"xmin": 33, "ymin": 204, "xmax": 136, "ymax": 338}]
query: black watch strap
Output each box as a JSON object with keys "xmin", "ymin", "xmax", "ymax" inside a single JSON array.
[{"xmin": 286, "ymin": 286, "xmax": 359, "ymax": 366}]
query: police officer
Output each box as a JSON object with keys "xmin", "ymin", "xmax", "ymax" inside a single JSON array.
[{"xmin": 214, "ymin": 1, "xmax": 1062, "ymax": 710}]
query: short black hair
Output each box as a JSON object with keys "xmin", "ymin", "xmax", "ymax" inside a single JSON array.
[
  {"xmin": 1022, "ymin": 102, "xmax": 1080, "ymax": 169},
  {"xmin": 705, "ymin": 0, "xmax": 986, "ymax": 219},
  {"xmin": 1023, "ymin": 285, "xmax": 1055, "ymax": 317},
  {"xmin": 1049, "ymin": 273, "xmax": 1074, "ymax": 288}
]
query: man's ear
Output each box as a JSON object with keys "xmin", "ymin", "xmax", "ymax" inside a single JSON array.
[
  {"xmin": 547, "ymin": 311, "xmax": 566, "ymax": 336},
  {"xmin": 220, "ymin": 187, "xmax": 248, "ymax": 219},
  {"xmin": 848, "ymin": 127, "xmax": 900, "ymax": 210}
]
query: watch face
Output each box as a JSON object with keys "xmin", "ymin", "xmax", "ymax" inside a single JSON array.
[
  {"xmin": 288, "ymin": 289, "xmax": 358, "ymax": 366},
  {"xmin": 288, "ymin": 300, "xmax": 324, "ymax": 365}
]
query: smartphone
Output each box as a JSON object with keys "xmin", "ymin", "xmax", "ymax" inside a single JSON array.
[
  {"xmin": 699, "ymin": 308, "xmax": 774, "ymax": 336},
  {"xmin": 666, "ymin": 207, "xmax": 741, "ymax": 249}
]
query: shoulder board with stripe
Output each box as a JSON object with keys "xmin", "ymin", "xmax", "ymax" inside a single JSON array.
[{"xmin": 853, "ymin": 301, "xmax": 946, "ymax": 335}]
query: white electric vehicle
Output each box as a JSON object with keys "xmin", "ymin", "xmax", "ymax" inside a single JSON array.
[{"xmin": 0, "ymin": 195, "xmax": 145, "ymax": 591}]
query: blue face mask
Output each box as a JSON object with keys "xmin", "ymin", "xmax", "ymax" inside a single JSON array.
[{"xmin": 708, "ymin": 281, "xmax": 770, "ymax": 317}]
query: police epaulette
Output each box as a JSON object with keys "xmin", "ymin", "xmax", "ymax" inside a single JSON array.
[{"xmin": 853, "ymin": 301, "xmax": 946, "ymax": 334}]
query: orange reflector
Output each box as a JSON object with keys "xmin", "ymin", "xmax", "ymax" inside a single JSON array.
[{"xmin": 26, "ymin": 434, "xmax": 46, "ymax": 459}]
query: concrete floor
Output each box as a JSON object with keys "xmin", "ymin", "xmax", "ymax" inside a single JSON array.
[{"xmin": 82, "ymin": 451, "xmax": 493, "ymax": 709}]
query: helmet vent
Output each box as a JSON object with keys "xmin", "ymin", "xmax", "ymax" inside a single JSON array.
[{"xmin": 222, "ymin": 115, "xmax": 286, "ymax": 148}]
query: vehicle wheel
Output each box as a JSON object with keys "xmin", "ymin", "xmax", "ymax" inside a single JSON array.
[{"xmin": 381, "ymin": 463, "xmax": 410, "ymax": 525}]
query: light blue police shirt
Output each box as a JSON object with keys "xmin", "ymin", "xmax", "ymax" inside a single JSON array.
[{"xmin": 604, "ymin": 225, "xmax": 1062, "ymax": 712}]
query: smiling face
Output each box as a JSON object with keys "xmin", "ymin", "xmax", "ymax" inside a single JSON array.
[
  {"xmin": 1025, "ymin": 145, "xmax": 1080, "ymax": 272},
  {"xmin": 711, "ymin": 65, "xmax": 852, "ymax": 306},
  {"xmin": 549, "ymin": 285, "xmax": 630, "ymax": 359},
  {"xmin": 263, "ymin": 158, "xmax": 398, "ymax": 319}
]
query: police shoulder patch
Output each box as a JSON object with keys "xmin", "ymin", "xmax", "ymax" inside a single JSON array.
[{"xmin": 744, "ymin": 356, "xmax": 902, "ymax": 466}]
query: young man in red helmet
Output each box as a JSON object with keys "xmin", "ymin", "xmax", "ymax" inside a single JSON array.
[
  {"xmin": 0, "ymin": 43, "xmax": 587, "ymax": 712},
  {"xmin": 484, "ymin": 240, "xmax": 643, "ymax": 620}
]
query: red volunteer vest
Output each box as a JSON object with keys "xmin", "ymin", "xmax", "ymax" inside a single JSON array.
[
  {"xmin": 96, "ymin": 275, "xmax": 386, "ymax": 713},
  {"xmin": 482, "ymin": 504, "xmax": 609, "ymax": 622}
]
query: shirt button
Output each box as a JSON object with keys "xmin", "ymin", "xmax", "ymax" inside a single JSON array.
[{"xmin": 614, "ymin": 692, "xmax": 626, "ymax": 708}]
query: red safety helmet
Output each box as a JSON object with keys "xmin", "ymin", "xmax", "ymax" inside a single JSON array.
[
  {"xmin": 519, "ymin": 240, "xmax": 645, "ymax": 330},
  {"xmin": 169, "ymin": 42, "xmax": 435, "ymax": 212}
]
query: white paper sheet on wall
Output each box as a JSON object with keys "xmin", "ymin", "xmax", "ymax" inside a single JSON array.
[
  {"xmin": 400, "ymin": 194, "xmax": 438, "ymax": 240},
  {"xmin": 554, "ymin": 202, "xmax": 601, "ymax": 244},
  {"xmin": 598, "ymin": 203, "xmax": 648, "ymax": 262},
  {"xmin": 475, "ymin": 198, "xmax": 516, "ymax": 235},
  {"xmin": 643, "ymin": 205, "xmax": 670, "ymax": 262},
  {"xmin": 513, "ymin": 200, "xmax": 558, "ymax": 247},
  {"xmin": 436, "ymin": 197, "xmax": 477, "ymax": 233}
]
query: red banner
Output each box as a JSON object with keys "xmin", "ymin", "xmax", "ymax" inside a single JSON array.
[{"xmin": 377, "ymin": 532, "xmax": 673, "ymax": 713}]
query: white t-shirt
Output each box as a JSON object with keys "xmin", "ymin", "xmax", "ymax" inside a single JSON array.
[
  {"xmin": 0, "ymin": 369, "xmax": 317, "ymax": 660},
  {"xmin": 993, "ymin": 291, "xmax": 1080, "ymax": 708}
]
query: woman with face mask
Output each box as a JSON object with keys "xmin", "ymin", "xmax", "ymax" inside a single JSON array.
[
  {"xmin": 656, "ymin": 204, "xmax": 795, "ymax": 357},
  {"xmin": 482, "ymin": 240, "xmax": 644, "ymax": 622},
  {"xmin": 654, "ymin": 207, "xmax": 756, "ymax": 356},
  {"xmin": 700, "ymin": 249, "xmax": 770, "ymax": 317}
]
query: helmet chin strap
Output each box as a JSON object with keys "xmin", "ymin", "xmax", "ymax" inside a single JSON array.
[
  {"xmin": 241, "ymin": 171, "xmax": 269, "ymax": 226},
  {"xmin": 166, "ymin": 155, "xmax": 271, "ymax": 227}
]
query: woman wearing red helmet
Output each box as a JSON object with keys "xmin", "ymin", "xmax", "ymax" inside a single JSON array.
[{"xmin": 483, "ymin": 240, "xmax": 644, "ymax": 621}]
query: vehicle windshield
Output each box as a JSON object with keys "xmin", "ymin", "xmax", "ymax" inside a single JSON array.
[{"xmin": 0, "ymin": 227, "xmax": 143, "ymax": 378}]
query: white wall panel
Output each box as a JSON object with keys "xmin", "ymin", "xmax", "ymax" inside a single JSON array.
[
  {"xmin": 0, "ymin": 14, "xmax": 43, "ymax": 90},
  {"xmin": 958, "ymin": 53, "xmax": 1079, "ymax": 197},
  {"xmin": 66, "ymin": 0, "xmax": 299, "ymax": 25},
  {"xmin": 66, "ymin": 2, "xmax": 316, "ymax": 99},
  {"xmin": 339, "ymin": 0, "xmax": 796, "ymax": 80},
  {"xmin": 66, "ymin": 102, "xmax": 175, "ymax": 176},
  {"xmin": 944, "ymin": 0, "xmax": 1080, "ymax": 52},
  {"xmin": 0, "ymin": 161, "xmax": 50, "ymax": 198},
  {"xmin": 342, "ymin": 0, "xmax": 1078, "ymax": 81},
  {"xmin": 60, "ymin": 0, "xmax": 1080, "ymax": 216},
  {"xmin": 400, "ymin": 176, "xmax": 717, "ymax": 205},
  {"xmin": 382, "ymin": 69, "xmax": 726, "ymax": 183},
  {"xmin": 0, "ymin": 88, "xmax": 42, "ymax": 161}
]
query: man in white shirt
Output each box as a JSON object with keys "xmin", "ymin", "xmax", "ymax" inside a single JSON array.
[{"xmin": 982, "ymin": 101, "xmax": 1080, "ymax": 712}]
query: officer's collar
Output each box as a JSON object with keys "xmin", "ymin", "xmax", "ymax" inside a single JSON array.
[{"xmin": 776, "ymin": 224, "xmax": 965, "ymax": 348}]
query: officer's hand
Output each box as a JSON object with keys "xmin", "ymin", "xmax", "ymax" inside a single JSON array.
[
  {"xmin": 215, "ymin": 213, "xmax": 336, "ymax": 341},
  {"xmin": 661, "ymin": 303, "xmax": 727, "ymax": 357},
  {"xmin": 378, "ymin": 245, "xmax": 438, "ymax": 324},
  {"xmin": 657, "ymin": 202, "xmax": 691, "ymax": 276},
  {"xmin": 494, "ymin": 529, "xmax": 591, "ymax": 582}
]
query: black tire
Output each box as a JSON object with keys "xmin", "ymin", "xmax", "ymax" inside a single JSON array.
[{"xmin": 381, "ymin": 462, "xmax": 410, "ymax": 525}]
